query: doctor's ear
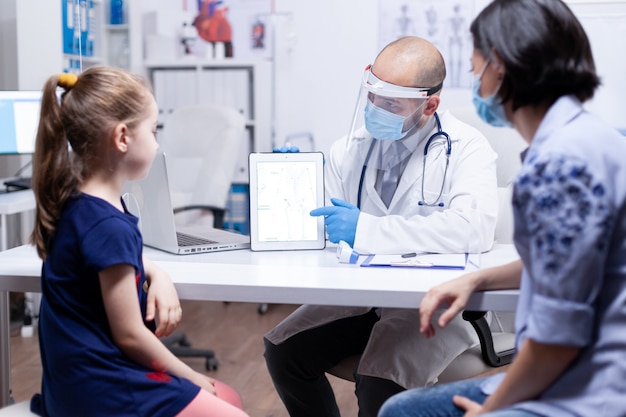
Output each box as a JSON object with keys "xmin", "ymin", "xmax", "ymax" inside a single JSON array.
[{"xmin": 423, "ymin": 95, "xmax": 440, "ymax": 117}]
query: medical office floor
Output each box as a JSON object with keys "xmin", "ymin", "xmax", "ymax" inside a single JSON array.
[{"xmin": 9, "ymin": 300, "xmax": 359, "ymax": 417}]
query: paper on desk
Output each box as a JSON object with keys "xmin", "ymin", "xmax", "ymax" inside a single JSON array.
[{"xmin": 360, "ymin": 253, "xmax": 467, "ymax": 269}]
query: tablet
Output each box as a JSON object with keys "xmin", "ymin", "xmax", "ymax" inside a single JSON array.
[{"xmin": 248, "ymin": 152, "xmax": 326, "ymax": 251}]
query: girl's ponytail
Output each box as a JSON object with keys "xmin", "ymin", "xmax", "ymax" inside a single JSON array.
[{"xmin": 30, "ymin": 74, "xmax": 80, "ymax": 260}]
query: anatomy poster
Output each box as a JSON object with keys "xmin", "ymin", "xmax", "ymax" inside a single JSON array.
[
  {"xmin": 378, "ymin": 1, "xmax": 476, "ymax": 89},
  {"xmin": 145, "ymin": 0, "xmax": 273, "ymax": 59},
  {"xmin": 193, "ymin": 0, "xmax": 273, "ymax": 59}
]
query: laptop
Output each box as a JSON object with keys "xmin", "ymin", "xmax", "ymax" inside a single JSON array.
[{"xmin": 122, "ymin": 151, "xmax": 250, "ymax": 255}]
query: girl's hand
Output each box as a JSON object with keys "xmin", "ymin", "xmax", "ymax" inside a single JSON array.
[
  {"xmin": 190, "ymin": 372, "xmax": 217, "ymax": 395},
  {"xmin": 144, "ymin": 260, "xmax": 182, "ymax": 337}
]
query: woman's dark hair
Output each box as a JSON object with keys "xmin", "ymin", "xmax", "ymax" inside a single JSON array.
[{"xmin": 470, "ymin": 0, "xmax": 600, "ymax": 110}]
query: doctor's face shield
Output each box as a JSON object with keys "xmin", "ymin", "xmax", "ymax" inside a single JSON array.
[{"xmin": 348, "ymin": 65, "xmax": 441, "ymax": 144}]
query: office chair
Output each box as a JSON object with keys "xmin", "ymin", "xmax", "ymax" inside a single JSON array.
[
  {"xmin": 159, "ymin": 333, "xmax": 219, "ymax": 371},
  {"xmin": 158, "ymin": 103, "xmax": 247, "ymax": 229},
  {"xmin": 157, "ymin": 103, "xmax": 248, "ymax": 370},
  {"xmin": 326, "ymin": 310, "xmax": 516, "ymax": 384}
]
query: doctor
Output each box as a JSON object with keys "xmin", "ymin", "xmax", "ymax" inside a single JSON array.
[{"xmin": 264, "ymin": 36, "xmax": 499, "ymax": 417}]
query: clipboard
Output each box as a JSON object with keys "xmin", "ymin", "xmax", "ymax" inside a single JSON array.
[{"xmin": 360, "ymin": 253, "xmax": 467, "ymax": 269}]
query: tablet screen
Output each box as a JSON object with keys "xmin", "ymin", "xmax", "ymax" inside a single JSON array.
[{"xmin": 248, "ymin": 152, "xmax": 326, "ymax": 251}]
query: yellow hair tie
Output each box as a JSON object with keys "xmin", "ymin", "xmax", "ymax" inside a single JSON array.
[{"xmin": 58, "ymin": 73, "xmax": 78, "ymax": 89}]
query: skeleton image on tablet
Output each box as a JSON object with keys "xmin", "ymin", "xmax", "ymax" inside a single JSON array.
[
  {"xmin": 249, "ymin": 152, "xmax": 326, "ymax": 251},
  {"xmin": 257, "ymin": 161, "xmax": 318, "ymax": 241}
]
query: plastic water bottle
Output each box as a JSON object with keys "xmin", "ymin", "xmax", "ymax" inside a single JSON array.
[{"xmin": 110, "ymin": 0, "xmax": 124, "ymax": 25}]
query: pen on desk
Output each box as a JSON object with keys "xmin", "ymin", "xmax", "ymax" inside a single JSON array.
[
  {"xmin": 390, "ymin": 259, "xmax": 434, "ymax": 267},
  {"xmin": 401, "ymin": 252, "xmax": 417, "ymax": 258}
]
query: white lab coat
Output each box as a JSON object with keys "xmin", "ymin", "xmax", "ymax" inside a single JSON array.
[
  {"xmin": 265, "ymin": 110, "xmax": 499, "ymax": 389},
  {"xmin": 328, "ymin": 110, "xmax": 498, "ymax": 255}
]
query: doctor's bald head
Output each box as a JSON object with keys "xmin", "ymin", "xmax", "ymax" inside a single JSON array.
[{"xmin": 372, "ymin": 37, "xmax": 446, "ymax": 94}]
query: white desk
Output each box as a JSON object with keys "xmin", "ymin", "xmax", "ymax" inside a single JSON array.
[
  {"xmin": 0, "ymin": 243, "xmax": 520, "ymax": 406},
  {"xmin": 0, "ymin": 189, "xmax": 35, "ymax": 251},
  {"xmin": 0, "ymin": 191, "xmax": 37, "ymax": 407}
]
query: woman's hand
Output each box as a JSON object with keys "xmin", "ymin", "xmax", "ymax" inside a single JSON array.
[
  {"xmin": 420, "ymin": 260, "xmax": 523, "ymax": 338},
  {"xmin": 419, "ymin": 271, "xmax": 479, "ymax": 338},
  {"xmin": 454, "ymin": 395, "xmax": 484, "ymax": 417},
  {"xmin": 144, "ymin": 257, "xmax": 182, "ymax": 337}
]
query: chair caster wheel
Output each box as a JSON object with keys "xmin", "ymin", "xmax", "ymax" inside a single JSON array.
[{"xmin": 206, "ymin": 357, "xmax": 219, "ymax": 371}]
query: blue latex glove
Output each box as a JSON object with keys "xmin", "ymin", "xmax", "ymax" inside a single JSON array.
[
  {"xmin": 273, "ymin": 145, "xmax": 300, "ymax": 153},
  {"xmin": 310, "ymin": 198, "xmax": 360, "ymax": 247}
]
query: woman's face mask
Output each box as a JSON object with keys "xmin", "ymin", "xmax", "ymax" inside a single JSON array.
[
  {"xmin": 471, "ymin": 60, "xmax": 511, "ymax": 128},
  {"xmin": 364, "ymin": 99, "xmax": 425, "ymax": 141}
]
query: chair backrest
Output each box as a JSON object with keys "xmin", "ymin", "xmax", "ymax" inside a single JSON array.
[
  {"xmin": 439, "ymin": 89, "xmax": 524, "ymax": 245},
  {"xmin": 158, "ymin": 103, "xmax": 246, "ymax": 215},
  {"xmin": 495, "ymin": 186, "xmax": 514, "ymax": 244}
]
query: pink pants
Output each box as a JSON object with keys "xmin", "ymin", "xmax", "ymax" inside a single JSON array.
[{"xmin": 175, "ymin": 380, "xmax": 249, "ymax": 417}]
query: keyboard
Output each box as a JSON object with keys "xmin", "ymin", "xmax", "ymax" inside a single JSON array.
[
  {"xmin": 176, "ymin": 232, "xmax": 217, "ymax": 247},
  {"xmin": 3, "ymin": 177, "xmax": 31, "ymax": 190}
]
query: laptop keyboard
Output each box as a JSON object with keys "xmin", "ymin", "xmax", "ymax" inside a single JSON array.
[
  {"xmin": 4, "ymin": 177, "xmax": 32, "ymax": 190},
  {"xmin": 176, "ymin": 232, "xmax": 217, "ymax": 247}
]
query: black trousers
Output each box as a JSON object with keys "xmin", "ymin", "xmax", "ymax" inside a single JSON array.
[{"xmin": 264, "ymin": 309, "xmax": 405, "ymax": 417}]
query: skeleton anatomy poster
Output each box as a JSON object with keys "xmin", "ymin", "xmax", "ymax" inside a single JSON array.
[{"xmin": 378, "ymin": 1, "xmax": 476, "ymax": 89}]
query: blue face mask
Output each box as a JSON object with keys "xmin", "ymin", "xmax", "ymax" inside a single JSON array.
[
  {"xmin": 472, "ymin": 74, "xmax": 511, "ymax": 128},
  {"xmin": 364, "ymin": 100, "xmax": 409, "ymax": 141}
]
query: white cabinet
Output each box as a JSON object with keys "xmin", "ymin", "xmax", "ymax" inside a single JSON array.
[
  {"xmin": 144, "ymin": 60, "xmax": 273, "ymax": 184},
  {"xmin": 101, "ymin": 0, "xmax": 143, "ymax": 74},
  {"xmin": 62, "ymin": 0, "xmax": 143, "ymax": 74},
  {"xmin": 62, "ymin": 0, "xmax": 103, "ymax": 72}
]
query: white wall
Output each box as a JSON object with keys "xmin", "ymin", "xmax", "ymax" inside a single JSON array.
[
  {"xmin": 271, "ymin": 0, "xmax": 378, "ymax": 151},
  {"xmin": 0, "ymin": 0, "xmax": 63, "ymax": 179},
  {"xmin": 566, "ymin": 1, "xmax": 626, "ymax": 130},
  {"xmin": 0, "ymin": 1, "xmax": 19, "ymax": 92},
  {"xmin": 269, "ymin": 0, "xmax": 626, "ymax": 156},
  {"xmin": 0, "ymin": 1, "xmax": 63, "ymax": 90}
]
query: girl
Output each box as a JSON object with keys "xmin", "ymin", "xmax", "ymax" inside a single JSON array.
[
  {"xmin": 378, "ymin": 0, "xmax": 626, "ymax": 416},
  {"xmin": 29, "ymin": 66, "xmax": 249, "ymax": 417}
]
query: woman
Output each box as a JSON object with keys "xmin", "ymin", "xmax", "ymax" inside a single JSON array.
[{"xmin": 378, "ymin": 0, "xmax": 626, "ymax": 416}]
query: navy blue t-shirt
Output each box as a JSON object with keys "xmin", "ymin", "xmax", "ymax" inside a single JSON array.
[{"xmin": 33, "ymin": 193, "xmax": 199, "ymax": 416}]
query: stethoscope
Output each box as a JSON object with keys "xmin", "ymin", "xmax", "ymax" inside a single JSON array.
[{"xmin": 357, "ymin": 112, "xmax": 451, "ymax": 209}]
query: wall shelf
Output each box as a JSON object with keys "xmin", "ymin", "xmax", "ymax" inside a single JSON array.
[{"xmin": 144, "ymin": 59, "xmax": 273, "ymax": 184}]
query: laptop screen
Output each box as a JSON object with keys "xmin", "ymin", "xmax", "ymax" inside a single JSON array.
[{"xmin": 0, "ymin": 91, "xmax": 42, "ymax": 155}]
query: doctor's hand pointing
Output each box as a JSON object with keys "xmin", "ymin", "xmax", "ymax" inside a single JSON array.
[{"xmin": 310, "ymin": 198, "xmax": 360, "ymax": 247}]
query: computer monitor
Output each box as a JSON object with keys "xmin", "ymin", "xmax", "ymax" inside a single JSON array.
[{"xmin": 0, "ymin": 90, "xmax": 42, "ymax": 155}]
